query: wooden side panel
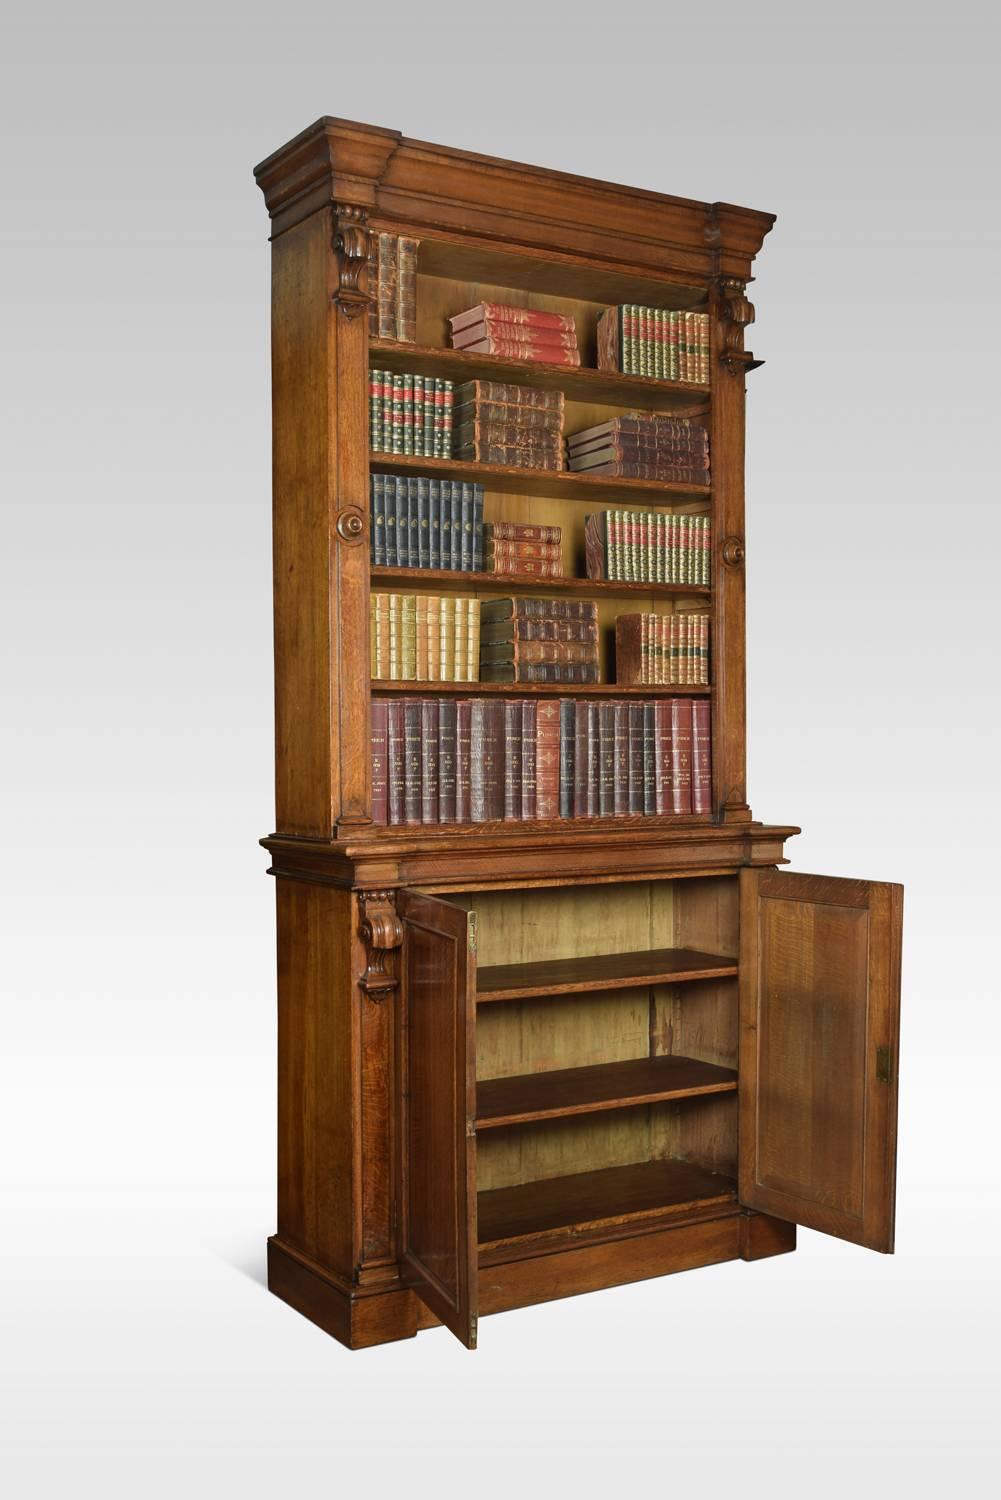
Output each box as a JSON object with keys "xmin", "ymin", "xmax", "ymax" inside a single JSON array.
[
  {"xmin": 739, "ymin": 869, "xmax": 903, "ymax": 1252},
  {"xmin": 275, "ymin": 880, "xmax": 354, "ymax": 1275},
  {"xmin": 398, "ymin": 890, "xmax": 478, "ymax": 1347}
]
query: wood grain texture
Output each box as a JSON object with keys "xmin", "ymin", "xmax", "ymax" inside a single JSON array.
[
  {"xmin": 477, "ymin": 1054, "xmax": 736, "ymax": 1130},
  {"xmin": 373, "ymin": 451, "xmax": 709, "ymax": 504},
  {"xmin": 370, "ymin": 567, "xmax": 709, "ymax": 599},
  {"xmin": 738, "ymin": 869, "xmax": 903, "ymax": 1252},
  {"xmin": 478, "ymin": 946, "xmax": 736, "ymax": 1002},
  {"xmin": 397, "ymin": 890, "xmax": 479, "ymax": 1346}
]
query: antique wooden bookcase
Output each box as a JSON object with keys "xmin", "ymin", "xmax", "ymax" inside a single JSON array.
[{"xmin": 254, "ymin": 119, "xmax": 903, "ymax": 1350}]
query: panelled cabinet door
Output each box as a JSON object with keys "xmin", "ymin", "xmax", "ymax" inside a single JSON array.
[
  {"xmin": 397, "ymin": 890, "xmax": 478, "ymax": 1348},
  {"xmin": 738, "ymin": 870, "xmax": 903, "ymax": 1252}
]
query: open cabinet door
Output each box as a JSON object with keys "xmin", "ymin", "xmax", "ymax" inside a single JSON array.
[
  {"xmin": 397, "ymin": 890, "xmax": 478, "ymax": 1348},
  {"xmin": 739, "ymin": 870, "xmax": 903, "ymax": 1252}
]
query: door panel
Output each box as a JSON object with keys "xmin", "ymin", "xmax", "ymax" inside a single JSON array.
[
  {"xmin": 739, "ymin": 870, "xmax": 902, "ymax": 1252},
  {"xmin": 397, "ymin": 890, "xmax": 478, "ymax": 1347}
]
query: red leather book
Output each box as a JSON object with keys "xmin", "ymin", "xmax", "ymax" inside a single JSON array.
[
  {"xmin": 654, "ymin": 700, "xmax": 672, "ymax": 815},
  {"xmin": 403, "ymin": 699, "xmax": 422, "ymax": 824},
  {"xmin": 643, "ymin": 702, "xmax": 656, "ymax": 815},
  {"xmin": 504, "ymin": 700, "xmax": 523, "ymax": 820},
  {"xmin": 451, "ymin": 338, "xmax": 582, "ymax": 367},
  {"xmin": 437, "ymin": 698, "xmax": 457, "ymax": 823},
  {"xmin": 485, "ymin": 540, "xmax": 562, "ymax": 562},
  {"xmin": 535, "ymin": 699, "xmax": 561, "ymax": 819},
  {"xmin": 455, "ymin": 700, "xmax": 472, "ymax": 823},
  {"xmin": 521, "ymin": 700, "xmax": 537, "ymax": 819},
  {"xmin": 485, "ymin": 557, "xmax": 565, "ymax": 577},
  {"xmin": 420, "ymin": 699, "xmax": 439, "ymax": 824},
  {"xmin": 486, "ymin": 521, "xmax": 562, "ymax": 544},
  {"xmin": 450, "ymin": 303, "xmax": 577, "ymax": 335},
  {"xmin": 371, "ymin": 700, "xmax": 389, "ymax": 825},
  {"xmin": 670, "ymin": 698, "xmax": 693, "ymax": 815},
  {"xmin": 387, "ymin": 701, "xmax": 405, "ymax": 824},
  {"xmin": 452, "ymin": 321, "xmax": 578, "ymax": 352},
  {"xmin": 692, "ymin": 698, "xmax": 712, "ymax": 814}
]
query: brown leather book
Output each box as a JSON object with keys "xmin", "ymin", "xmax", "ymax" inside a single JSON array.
[
  {"xmin": 470, "ymin": 699, "xmax": 504, "ymax": 821},
  {"xmin": 597, "ymin": 703, "xmax": 616, "ymax": 816},
  {"xmin": 614, "ymin": 614, "xmax": 647, "ymax": 686},
  {"xmin": 692, "ymin": 698, "xmax": 712, "ymax": 814},
  {"xmin": 627, "ymin": 702, "xmax": 645, "ymax": 814},
  {"xmin": 485, "ymin": 557, "xmax": 564, "ymax": 577},
  {"xmin": 454, "ymin": 380, "xmax": 564, "ymax": 413},
  {"xmin": 387, "ymin": 701, "xmax": 406, "ymax": 824},
  {"xmin": 455, "ymin": 420, "xmax": 563, "ymax": 451},
  {"xmin": 480, "ymin": 596, "xmax": 597, "ymax": 623},
  {"xmin": 420, "ymin": 700, "xmax": 439, "ymax": 823},
  {"xmin": 454, "ymin": 441, "xmax": 564, "ymax": 469},
  {"xmin": 568, "ymin": 416, "xmax": 708, "ymax": 445},
  {"xmin": 481, "ymin": 617, "xmax": 597, "ymax": 644},
  {"xmin": 371, "ymin": 700, "xmax": 389, "ymax": 825},
  {"xmin": 612, "ymin": 702, "xmax": 629, "ymax": 816},
  {"xmin": 437, "ymin": 698, "xmax": 457, "ymax": 823},
  {"xmin": 573, "ymin": 701, "xmax": 590, "ymax": 817},
  {"xmin": 403, "ymin": 698, "xmax": 422, "ymax": 824},
  {"xmin": 486, "ymin": 540, "xmax": 562, "ymax": 562},
  {"xmin": 480, "ymin": 641, "xmax": 598, "ymax": 666},
  {"xmin": 455, "ymin": 700, "xmax": 472, "ymax": 823},
  {"xmin": 503, "ymin": 700, "xmax": 523, "ymax": 820},
  {"xmin": 486, "ymin": 521, "xmax": 561, "ymax": 543},
  {"xmin": 654, "ymin": 700, "xmax": 672, "ymax": 815},
  {"xmin": 535, "ymin": 699, "xmax": 561, "ymax": 819},
  {"xmin": 456, "ymin": 401, "xmax": 563, "ymax": 433},
  {"xmin": 479, "ymin": 661, "xmax": 599, "ymax": 683},
  {"xmin": 568, "ymin": 457, "xmax": 709, "ymax": 484},
  {"xmin": 396, "ymin": 236, "xmax": 419, "ymax": 342},
  {"xmin": 670, "ymin": 698, "xmax": 693, "ymax": 815},
  {"xmin": 521, "ymin": 700, "xmax": 537, "ymax": 819},
  {"xmin": 569, "ymin": 435, "xmax": 709, "ymax": 464}
]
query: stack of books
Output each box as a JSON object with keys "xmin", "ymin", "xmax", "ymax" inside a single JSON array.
[
  {"xmin": 370, "ymin": 594, "xmax": 480, "ymax": 682},
  {"xmin": 370, "ymin": 695, "xmax": 711, "ymax": 824},
  {"xmin": 368, "ymin": 234, "xmax": 420, "ymax": 342},
  {"xmin": 584, "ymin": 511, "xmax": 711, "ymax": 585},
  {"xmin": 369, "ymin": 370, "xmax": 454, "ymax": 456},
  {"xmin": 615, "ymin": 613, "xmax": 710, "ymax": 685},
  {"xmin": 370, "ymin": 474, "xmax": 484, "ymax": 570},
  {"xmin": 566, "ymin": 415, "xmax": 710, "ymax": 483},
  {"xmin": 596, "ymin": 305, "xmax": 710, "ymax": 383},
  {"xmin": 479, "ymin": 598, "xmax": 598, "ymax": 685},
  {"xmin": 448, "ymin": 301, "xmax": 581, "ymax": 367},
  {"xmin": 484, "ymin": 521, "xmax": 563, "ymax": 578},
  {"xmin": 452, "ymin": 379, "xmax": 564, "ymax": 470}
]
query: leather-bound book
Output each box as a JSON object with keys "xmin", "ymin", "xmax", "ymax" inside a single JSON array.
[
  {"xmin": 453, "ymin": 441, "xmax": 564, "ymax": 470},
  {"xmin": 613, "ymin": 702, "xmax": 629, "ymax": 816},
  {"xmin": 470, "ymin": 699, "xmax": 504, "ymax": 822},
  {"xmin": 486, "ymin": 521, "xmax": 562, "ymax": 544},
  {"xmin": 521, "ymin": 700, "xmax": 537, "ymax": 819},
  {"xmin": 480, "ymin": 617, "xmax": 597, "ymax": 646},
  {"xmin": 396, "ymin": 236, "xmax": 420, "ymax": 342},
  {"xmin": 642, "ymin": 702, "xmax": 656, "ymax": 815},
  {"xmin": 486, "ymin": 557, "xmax": 564, "ymax": 577},
  {"xmin": 455, "ymin": 700, "xmax": 472, "ymax": 823},
  {"xmin": 454, "ymin": 380, "xmax": 564, "ymax": 414},
  {"xmin": 669, "ymin": 698, "xmax": 693, "ymax": 815},
  {"xmin": 450, "ymin": 303, "xmax": 577, "ymax": 335},
  {"xmin": 535, "ymin": 699, "xmax": 561, "ymax": 819},
  {"xmin": 480, "ymin": 641, "xmax": 598, "ymax": 666},
  {"xmin": 480, "ymin": 596, "xmax": 597, "ymax": 624},
  {"xmin": 504, "ymin": 700, "xmax": 523, "ymax": 820},
  {"xmin": 437, "ymin": 699, "xmax": 457, "ymax": 823},
  {"xmin": 568, "ymin": 416, "xmax": 707, "ymax": 446},
  {"xmin": 480, "ymin": 661, "xmax": 599, "ymax": 684},
  {"xmin": 376, "ymin": 232, "xmax": 397, "ymax": 340},
  {"xmin": 387, "ymin": 701, "xmax": 406, "ymax": 825},
  {"xmin": 614, "ymin": 614, "xmax": 647, "ymax": 686},
  {"xmin": 451, "ymin": 338, "xmax": 582, "ymax": 367},
  {"xmin": 584, "ymin": 514, "xmax": 607, "ymax": 581},
  {"xmin": 654, "ymin": 700, "xmax": 672, "ymax": 816},
  {"xmin": 573, "ymin": 701, "xmax": 589, "ymax": 818},
  {"xmin": 597, "ymin": 703, "xmax": 616, "ymax": 816},
  {"xmin": 559, "ymin": 699, "xmax": 575, "ymax": 818},
  {"xmin": 485, "ymin": 540, "xmax": 562, "ymax": 562},
  {"xmin": 403, "ymin": 698, "xmax": 423, "ymax": 824},
  {"xmin": 421, "ymin": 699, "xmax": 439, "ymax": 823},
  {"xmin": 456, "ymin": 402, "xmax": 563, "ymax": 433},
  {"xmin": 587, "ymin": 702, "xmax": 600, "ymax": 816},
  {"xmin": 455, "ymin": 422, "xmax": 563, "ymax": 455},
  {"xmin": 627, "ymin": 703, "xmax": 644, "ymax": 814},
  {"xmin": 371, "ymin": 700, "xmax": 389, "ymax": 825},
  {"xmin": 452, "ymin": 321, "xmax": 579, "ymax": 352},
  {"xmin": 692, "ymin": 698, "xmax": 712, "ymax": 815}
]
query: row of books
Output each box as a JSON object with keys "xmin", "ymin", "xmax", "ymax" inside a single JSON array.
[
  {"xmin": 477, "ymin": 596, "xmax": 598, "ymax": 684},
  {"xmin": 370, "ymin": 696, "xmax": 711, "ymax": 824},
  {"xmin": 368, "ymin": 233, "xmax": 419, "ymax": 343},
  {"xmin": 448, "ymin": 301, "xmax": 582, "ymax": 368},
  {"xmin": 371, "ymin": 595, "xmax": 480, "ymax": 683},
  {"xmin": 370, "ymin": 474, "xmax": 485, "ymax": 571},
  {"xmin": 597, "ymin": 306, "xmax": 710, "ymax": 384},
  {"xmin": 453, "ymin": 375, "xmax": 564, "ymax": 470},
  {"xmin": 369, "ymin": 372, "xmax": 456, "ymax": 457},
  {"xmin": 585, "ymin": 511, "xmax": 711, "ymax": 586},
  {"xmin": 566, "ymin": 414, "xmax": 710, "ymax": 484},
  {"xmin": 615, "ymin": 614, "xmax": 710, "ymax": 686}
]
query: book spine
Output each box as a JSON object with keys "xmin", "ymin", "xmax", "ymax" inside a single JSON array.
[
  {"xmin": 480, "ymin": 618, "xmax": 598, "ymax": 644},
  {"xmin": 481, "ymin": 701, "xmax": 505, "ymax": 821},
  {"xmin": 454, "ymin": 380, "xmax": 564, "ymax": 413},
  {"xmin": 455, "ymin": 700, "xmax": 471, "ymax": 823},
  {"xmin": 535, "ymin": 699, "xmax": 561, "ymax": 819},
  {"xmin": 428, "ymin": 478, "xmax": 440, "ymax": 570},
  {"xmin": 454, "ymin": 421, "xmax": 563, "ymax": 450},
  {"xmin": 369, "ymin": 369, "xmax": 383, "ymax": 450},
  {"xmin": 459, "ymin": 303, "xmax": 576, "ymax": 332},
  {"xmin": 486, "ymin": 557, "xmax": 564, "ymax": 577},
  {"xmin": 386, "ymin": 701, "xmax": 405, "ymax": 824},
  {"xmin": 370, "ymin": 701, "xmax": 388, "ymax": 824},
  {"xmin": 612, "ymin": 702, "xmax": 629, "ymax": 816},
  {"xmin": 416, "ymin": 477, "xmax": 429, "ymax": 569},
  {"xmin": 571, "ymin": 461, "xmax": 709, "ymax": 484},
  {"xmin": 573, "ymin": 701, "xmax": 589, "ymax": 817},
  {"xmin": 521, "ymin": 699, "xmax": 537, "ymax": 819},
  {"xmin": 449, "ymin": 482, "xmax": 462, "ymax": 572},
  {"xmin": 485, "ymin": 540, "xmax": 562, "ymax": 561},
  {"xmin": 412, "ymin": 374, "xmax": 425, "ymax": 458},
  {"xmin": 480, "ymin": 663, "xmax": 599, "ymax": 684},
  {"xmin": 642, "ymin": 702, "xmax": 656, "ymax": 816},
  {"xmin": 396, "ymin": 236, "xmax": 419, "ymax": 343},
  {"xmin": 480, "ymin": 641, "xmax": 598, "ymax": 665},
  {"xmin": 692, "ymin": 698, "xmax": 711, "ymax": 814},
  {"xmin": 460, "ymin": 483, "xmax": 473, "ymax": 572},
  {"xmin": 456, "ymin": 339, "xmax": 582, "ymax": 367},
  {"xmin": 377, "ymin": 233, "xmax": 397, "ymax": 339},
  {"xmin": 370, "ymin": 474, "xmax": 386, "ymax": 567},
  {"xmin": 503, "ymin": 700, "xmax": 523, "ymax": 820},
  {"xmin": 559, "ymin": 699, "xmax": 575, "ymax": 818},
  {"xmin": 627, "ymin": 702, "xmax": 644, "ymax": 814},
  {"xmin": 486, "ymin": 522, "xmax": 562, "ymax": 544},
  {"xmin": 407, "ymin": 477, "xmax": 419, "ymax": 572},
  {"xmin": 597, "ymin": 703, "xmax": 616, "ymax": 816},
  {"xmin": 403, "ymin": 699, "xmax": 422, "ymax": 823},
  {"xmin": 670, "ymin": 699, "xmax": 693, "ymax": 815},
  {"xmin": 456, "ymin": 442, "xmax": 563, "ymax": 469},
  {"xmin": 442, "ymin": 380, "xmax": 454, "ymax": 457},
  {"xmin": 473, "ymin": 485, "xmax": 484, "ymax": 571},
  {"xmin": 420, "ymin": 699, "xmax": 439, "ymax": 823},
  {"xmin": 454, "ymin": 321, "xmax": 578, "ymax": 350},
  {"xmin": 437, "ymin": 698, "xmax": 457, "ymax": 822},
  {"xmin": 391, "ymin": 479, "xmax": 407, "ymax": 567}
]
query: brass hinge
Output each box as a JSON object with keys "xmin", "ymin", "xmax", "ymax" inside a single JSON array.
[
  {"xmin": 469, "ymin": 1316, "xmax": 478, "ymax": 1349},
  {"xmin": 468, "ymin": 911, "xmax": 477, "ymax": 954},
  {"xmin": 876, "ymin": 1045, "xmax": 892, "ymax": 1084}
]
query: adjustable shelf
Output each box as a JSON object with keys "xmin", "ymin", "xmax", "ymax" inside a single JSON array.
[
  {"xmin": 370, "ymin": 567, "xmax": 710, "ymax": 598},
  {"xmin": 369, "ymin": 452, "xmax": 711, "ymax": 505},
  {"xmin": 478, "ymin": 1159, "xmax": 738, "ymax": 1251},
  {"xmin": 371, "ymin": 680, "xmax": 710, "ymax": 696},
  {"xmin": 369, "ymin": 339, "xmax": 710, "ymax": 413},
  {"xmin": 476, "ymin": 946, "xmax": 737, "ymax": 1002},
  {"xmin": 476, "ymin": 1054, "xmax": 737, "ymax": 1130}
]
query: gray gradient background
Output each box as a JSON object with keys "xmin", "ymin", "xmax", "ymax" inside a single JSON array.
[{"xmin": 2, "ymin": 2, "xmax": 999, "ymax": 1495}]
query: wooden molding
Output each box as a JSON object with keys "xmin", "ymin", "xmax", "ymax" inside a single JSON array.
[
  {"xmin": 332, "ymin": 203, "xmax": 373, "ymax": 320},
  {"xmin": 717, "ymin": 276, "xmax": 763, "ymax": 376},
  {"xmin": 358, "ymin": 889, "xmax": 404, "ymax": 1001}
]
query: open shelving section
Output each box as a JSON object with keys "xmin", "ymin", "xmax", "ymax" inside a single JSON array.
[
  {"xmin": 476, "ymin": 1054, "xmax": 737, "ymax": 1130},
  {"xmin": 476, "ymin": 945, "xmax": 738, "ymax": 1001}
]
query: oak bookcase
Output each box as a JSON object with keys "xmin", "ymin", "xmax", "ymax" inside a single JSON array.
[{"xmin": 253, "ymin": 119, "xmax": 903, "ymax": 1350}]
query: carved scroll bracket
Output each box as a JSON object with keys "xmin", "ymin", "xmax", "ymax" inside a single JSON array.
[
  {"xmin": 717, "ymin": 276, "xmax": 764, "ymax": 377},
  {"xmin": 358, "ymin": 890, "xmax": 403, "ymax": 1002},
  {"xmin": 332, "ymin": 204, "xmax": 373, "ymax": 320}
]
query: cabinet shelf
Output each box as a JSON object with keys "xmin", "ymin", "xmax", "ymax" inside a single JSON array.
[
  {"xmin": 371, "ymin": 566, "xmax": 710, "ymax": 598},
  {"xmin": 477, "ymin": 946, "xmax": 737, "ymax": 1002},
  {"xmin": 369, "ymin": 338, "xmax": 711, "ymax": 412},
  {"xmin": 476, "ymin": 1054, "xmax": 737, "ymax": 1130},
  {"xmin": 370, "ymin": 452, "xmax": 711, "ymax": 505},
  {"xmin": 478, "ymin": 1159, "xmax": 737, "ymax": 1251},
  {"xmin": 371, "ymin": 680, "xmax": 710, "ymax": 696}
]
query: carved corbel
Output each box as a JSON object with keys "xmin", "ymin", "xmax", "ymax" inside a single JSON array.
[
  {"xmin": 717, "ymin": 277, "xmax": 764, "ymax": 376},
  {"xmin": 332, "ymin": 204, "xmax": 373, "ymax": 320},
  {"xmin": 358, "ymin": 890, "xmax": 403, "ymax": 1002}
]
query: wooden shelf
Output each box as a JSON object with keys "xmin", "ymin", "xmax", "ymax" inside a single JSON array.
[
  {"xmin": 478, "ymin": 1159, "xmax": 737, "ymax": 1250},
  {"xmin": 370, "ymin": 452, "xmax": 711, "ymax": 505},
  {"xmin": 476, "ymin": 1054, "xmax": 737, "ymax": 1130},
  {"xmin": 371, "ymin": 680, "xmax": 710, "ymax": 696},
  {"xmin": 371, "ymin": 567, "xmax": 709, "ymax": 598},
  {"xmin": 477, "ymin": 947, "xmax": 737, "ymax": 1003},
  {"xmin": 370, "ymin": 339, "xmax": 711, "ymax": 413}
]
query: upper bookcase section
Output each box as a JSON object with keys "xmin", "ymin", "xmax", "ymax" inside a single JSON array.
[{"xmin": 253, "ymin": 117, "xmax": 775, "ymax": 287}]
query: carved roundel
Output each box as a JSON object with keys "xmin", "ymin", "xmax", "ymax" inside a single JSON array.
[
  {"xmin": 721, "ymin": 534, "xmax": 745, "ymax": 568},
  {"xmin": 335, "ymin": 505, "xmax": 366, "ymax": 545}
]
